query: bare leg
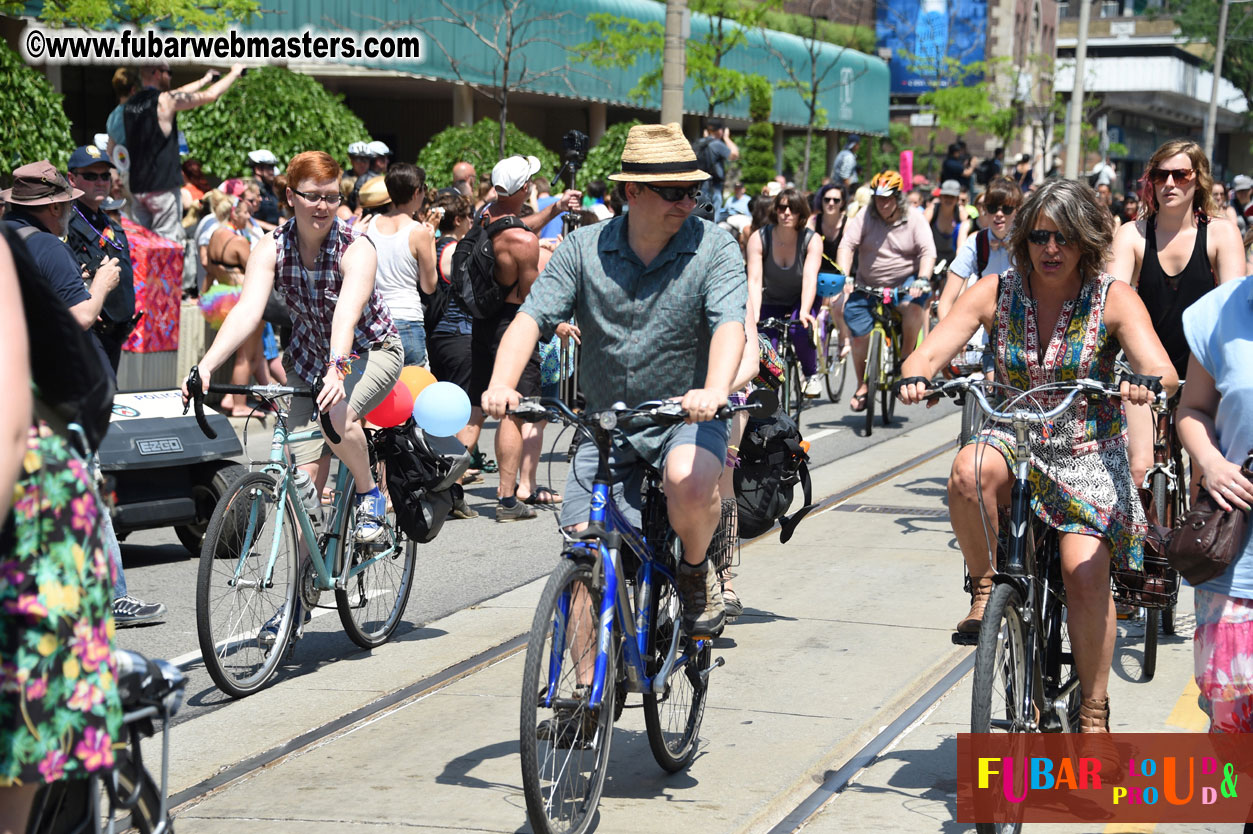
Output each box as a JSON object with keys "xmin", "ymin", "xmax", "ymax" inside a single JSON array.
[
  {"xmin": 1060, "ymin": 532, "xmax": 1115, "ymax": 703},
  {"xmin": 900, "ymin": 300, "xmax": 926, "ymax": 360},
  {"xmin": 664, "ymin": 444, "xmax": 724, "ymax": 567},
  {"xmin": 322, "ymin": 400, "xmax": 375, "ymax": 494},
  {"xmin": 495, "ymin": 415, "xmax": 524, "ymax": 501},
  {"xmin": 1125, "ymin": 401, "xmax": 1153, "ymax": 493},
  {"xmin": 850, "ymin": 333, "xmax": 869, "ymax": 401},
  {"xmin": 0, "ymin": 783, "xmax": 38, "ymax": 834},
  {"xmin": 948, "ymin": 444, "xmax": 1011, "ymax": 579}
]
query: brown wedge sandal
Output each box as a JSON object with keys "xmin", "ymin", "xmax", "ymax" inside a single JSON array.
[
  {"xmin": 956, "ymin": 576, "xmax": 995, "ymax": 634},
  {"xmin": 1079, "ymin": 696, "xmax": 1110, "ymax": 733}
]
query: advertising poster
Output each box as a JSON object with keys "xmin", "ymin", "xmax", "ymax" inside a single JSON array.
[{"xmin": 876, "ymin": 0, "xmax": 988, "ymax": 94}]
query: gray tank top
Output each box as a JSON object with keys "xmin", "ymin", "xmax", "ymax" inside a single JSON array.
[{"xmin": 760, "ymin": 224, "xmax": 814, "ymax": 306}]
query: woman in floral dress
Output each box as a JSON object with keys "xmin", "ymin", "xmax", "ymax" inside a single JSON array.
[
  {"xmin": 0, "ymin": 232, "xmax": 121, "ymax": 830},
  {"xmin": 899, "ymin": 179, "xmax": 1177, "ymax": 732}
]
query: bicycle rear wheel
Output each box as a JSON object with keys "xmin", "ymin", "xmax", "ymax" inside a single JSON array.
[
  {"xmin": 196, "ymin": 471, "xmax": 298, "ymax": 698},
  {"xmin": 863, "ymin": 329, "xmax": 882, "ymax": 436},
  {"xmin": 788, "ymin": 359, "xmax": 805, "ymax": 425},
  {"xmin": 335, "ymin": 471, "xmax": 417, "ymax": 649},
  {"xmin": 1140, "ymin": 469, "xmax": 1172, "ymax": 679},
  {"xmin": 520, "ymin": 558, "xmax": 616, "ymax": 834},
  {"xmin": 28, "ymin": 746, "xmax": 168, "ymax": 834},
  {"xmin": 972, "ymin": 583, "xmax": 1028, "ymax": 834},
  {"xmin": 643, "ymin": 576, "xmax": 711, "ymax": 772},
  {"xmin": 880, "ymin": 335, "xmax": 896, "ymax": 426},
  {"xmin": 823, "ymin": 328, "xmax": 847, "ymax": 403}
]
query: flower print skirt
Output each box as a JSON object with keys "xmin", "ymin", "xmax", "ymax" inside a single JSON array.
[
  {"xmin": 1193, "ymin": 587, "xmax": 1253, "ymax": 733},
  {"xmin": 0, "ymin": 422, "xmax": 122, "ymax": 786}
]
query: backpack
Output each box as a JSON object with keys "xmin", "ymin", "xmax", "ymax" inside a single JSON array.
[
  {"xmin": 422, "ymin": 237, "xmax": 457, "ymax": 332},
  {"xmin": 372, "ymin": 419, "xmax": 472, "ymax": 543},
  {"xmin": 975, "ymin": 228, "xmax": 991, "ymax": 279},
  {"xmin": 450, "ymin": 215, "xmax": 529, "ymax": 320},
  {"xmin": 5, "ymin": 223, "xmax": 115, "ymax": 454},
  {"xmin": 975, "ymin": 158, "xmax": 999, "ymax": 186},
  {"xmin": 733, "ymin": 407, "xmax": 816, "ymax": 543},
  {"xmin": 692, "ymin": 136, "xmax": 720, "ymax": 178}
]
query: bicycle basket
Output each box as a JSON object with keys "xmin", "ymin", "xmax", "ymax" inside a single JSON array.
[{"xmin": 1111, "ymin": 547, "xmax": 1179, "ymax": 610}]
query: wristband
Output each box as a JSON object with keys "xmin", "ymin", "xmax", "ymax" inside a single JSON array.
[{"xmin": 327, "ymin": 352, "xmax": 359, "ymax": 379}]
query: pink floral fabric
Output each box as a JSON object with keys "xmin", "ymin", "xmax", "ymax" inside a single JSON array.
[{"xmin": 1194, "ymin": 587, "xmax": 1253, "ymax": 733}]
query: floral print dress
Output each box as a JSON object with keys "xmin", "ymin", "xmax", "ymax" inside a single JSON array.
[
  {"xmin": 980, "ymin": 270, "xmax": 1147, "ymax": 571},
  {"xmin": 0, "ymin": 421, "xmax": 121, "ymax": 786}
]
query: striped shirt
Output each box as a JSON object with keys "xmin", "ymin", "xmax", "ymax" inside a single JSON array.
[{"xmin": 272, "ymin": 217, "xmax": 397, "ymax": 385}]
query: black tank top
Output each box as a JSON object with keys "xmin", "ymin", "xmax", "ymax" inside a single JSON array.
[
  {"xmin": 1139, "ymin": 216, "xmax": 1214, "ymax": 378},
  {"xmin": 760, "ymin": 225, "xmax": 813, "ymax": 306},
  {"xmin": 930, "ymin": 208, "xmax": 959, "ymax": 266},
  {"xmin": 817, "ymin": 217, "xmax": 843, "ymax": 272},
  {"xmin": 123, "ymin": 88, "xmax": 182, "ymax": 193}
]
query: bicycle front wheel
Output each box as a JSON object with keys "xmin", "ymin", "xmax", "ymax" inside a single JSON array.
[
  {"xmin": 863, "ymin": 329, "xmax": 882, "ymax": 436},
  {"xmin": 788, "ymin": 359, "xmax": 805, "ymax": 425},
  {"xmin": 972, "ymin": 583, "xmax": 1029, "ymax": 834},
  {"xmin": 197, "ymin": 471, "xmax": 298, "ymax": 698},
  {"xmin": 335, "ymin": 471, "xmax": 417, "ymax": 649},
  {"xmin": 643, "ymin": 577, "xmax": 711, "ymax": 772},
  {"xmin": 880, "ymin": 335, "xmax": 897, "ymax": 426},
  {"xmin": 823, "ymin": 328, "xmax": 847, "ymax": 403},
  {"xmin": 521, "ymin": 558, "xmax": 617, "ymax": 834}
]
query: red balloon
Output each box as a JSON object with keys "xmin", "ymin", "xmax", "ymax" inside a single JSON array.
[{"xmin": 366, "ymin": 382, "xmax": 414, "ymax": 428}]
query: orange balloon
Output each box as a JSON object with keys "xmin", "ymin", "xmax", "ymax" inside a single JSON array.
[{"xmin": 399, "ymin": 365, "xmax": 436, "ymax": 400}]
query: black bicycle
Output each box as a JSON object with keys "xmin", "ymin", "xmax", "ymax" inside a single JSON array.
[{"xmin": 757, "ymin": 317, "xmax": 808, "ymax": 426}]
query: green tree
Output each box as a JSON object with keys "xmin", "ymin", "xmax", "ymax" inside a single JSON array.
[
  {"xmin": 0, "ymin": 40, "xmax": 74, "ymax": 175},
  {"xmin": 575, "ymin": 120, "xmax": 641, "ymax": 191},
  {"xmin": 857, "ymin": 123, "xmax": 912, "ymax": 184},
  {"xmin": 739, "ymin": 76, "xmax": 775, "ymax": 195},
  {"xmin": 417, "ymin": 119, "xmax": 558, "ymax": 191},
  {"xmin": 179, "ymin": 66, "xmax": 369, "ymax": 180},
  {"xmin": 0, "ymin": 0, "xmax": 259, "ymax": 30},
  {"xmin": 1167, "ymin": 0, "xmax": 1253, "ymax": 93}
]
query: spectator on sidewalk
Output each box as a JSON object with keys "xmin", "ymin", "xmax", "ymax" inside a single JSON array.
[
  {"xmin": 452, "ymin": 160, "xmax": 477, "ymax": 199},
  {"xmin": 248, "ymin": 149, "xmax": 281, "ymax": 230},
  {"xmin": 105, "ymin": 67, "xmax": 138, "ymax": 164},
  {"xmin": 368, "ymin": 141, "xmax": 391, "ymax": 176},
  {"xmin": 830, "ymin": 134, "xmax": 860, "ymax": 188},
  {"xmin": 125, "ymin": 62, "xmax": 244, "ymax": 241},
  {"xmin": 694, "ymin": 118, "xmax": 738, "ymax": 218},
  {"xmin": 343, "ymin": 142, "xmax": 374, "ymax": 213},
  {"xmin": 1, "ymin": 161, "xmax": 166, "ymax": 627}
]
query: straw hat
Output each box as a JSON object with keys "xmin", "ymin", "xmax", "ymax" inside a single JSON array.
[
  {"xmin": 608, "ymin": 123, "xmax": 710, "ymax": 183},
  {"xmin": 358, "ymin": 176, "xmax": 391, "ymax": 209}
]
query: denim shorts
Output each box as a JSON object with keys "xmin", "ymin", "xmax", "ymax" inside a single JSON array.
[
  {"xmin": 394, "ymin": 319, "xmax": 427, "ymax": 367},
  {"xmin": 843, "ymin": 276, "xmax": 929, "ymax": 338},
  {"xmin": 559, "ymin": 420, "xmax": 729, "ymax": 530}
]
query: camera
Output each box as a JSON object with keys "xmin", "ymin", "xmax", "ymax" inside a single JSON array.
[{"xmin": 562, "ymin": 130, "xmax": 589, "ymax": 164}]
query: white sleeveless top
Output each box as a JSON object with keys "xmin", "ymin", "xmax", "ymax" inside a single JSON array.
[{"xmin": 365, "ymin": 216, "xmax": 422, "ymax": 321}]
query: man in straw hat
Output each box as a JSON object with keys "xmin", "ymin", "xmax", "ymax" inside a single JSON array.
[{"xmin": 482, "ymin": 123, "xmax": 747, "ymax": 637}]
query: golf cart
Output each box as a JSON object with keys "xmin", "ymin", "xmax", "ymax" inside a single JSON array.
[{"xmin": 99, "ymin": 390, "xmax": 245, "ymax": 555}]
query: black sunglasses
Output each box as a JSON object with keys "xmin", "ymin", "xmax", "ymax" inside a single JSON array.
[
  {"xmin": 1147, "ymin": 167, "xmax": 1195, "ymax": 186},
  {"xmin": 985, "ymin": 202, "xmax": 1016, "ymax": 216},
  {"xmin": 73, "ymin": 171, "xmax": 111, "ymax": 182},
  {"xmin": 1027, "ymin": 229, "xmax": 1070, "ymax": 247},
  {"xmin": 822, "ymin": 196, "xmax": 843, "ymax": 204},
  {"xmin": 291, "ymin": 188, "xmax": 343, "ymax": 207},
  {"xmin": 644, "ymin": 183, "xmax": 701, "ymax": 203}
]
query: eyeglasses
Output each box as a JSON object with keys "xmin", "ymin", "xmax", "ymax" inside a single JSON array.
[
  {"xmin": 822, "ymin": 197, "xmax": 843, "ymax": 205},
  {"xmin": 1027, "ymin": 229, "xmax": 1071, "ymax": 247},
  {"xmin": 1148, "ymin": 167, "xmax": 1195, "ymax": 186},
  {"xmin": 985, "ymin": 203, "xmax": 1016, "ymax": 216},
  {"xmin": 775, "ymin": 204, "xmax": 795, "ymax": 214},
  {"xmin": 291, "ymin": 188, "xmax": 343, "ymax": 207},
  {"xmin": 643, "ymin": 183, "xmax": 701, "ymax": 203},
  {"xmin": 74, "ymin": 171, "xmax": 111, "ymax": 182}
]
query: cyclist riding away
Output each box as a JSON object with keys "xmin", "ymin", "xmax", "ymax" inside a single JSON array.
[
  {"xmin": 898, "ymin": 179, "xmax": 1177, "ymax": 733},
  {"xmin": 836, "ymin": 170, "xmax": 936, "ymax": 413},
  {"xmin": 481, "ymin": 123, "xmax": 747, "ymax": 637},
  {"xmin": 183, "ymin": 151, "xmax": 403, "ymax": 546}
]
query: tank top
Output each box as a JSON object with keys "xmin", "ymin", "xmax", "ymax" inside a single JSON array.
[
  {"xmin": 1139, "ymin": 216, "xmax": 1214, "ymax": 378},
  {"xmin": 432, "ymin": 237, "xmax": 472, "ymax": 337},
  {"xmin": 123, "ymin": 88, "xmax": 181, "ymax": 193},
  {"xmin": 817, "ymin": 217, "xmax": 843, "ymax": 272},
  {"xmin": 930, "ymin": 208, "xmax": 959, "ymax": 266},
  {"xmin": 365, "ymin": 217, "xmax": 422, "ymax": 321},
  {"xmin": 760, "ymin": 225, "xmax": 814, "ymax": 306}
]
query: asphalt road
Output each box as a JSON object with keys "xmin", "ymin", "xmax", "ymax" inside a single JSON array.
[{"xmin": 114, "ymin": 388, "xmax": 960, "ymax": 724}]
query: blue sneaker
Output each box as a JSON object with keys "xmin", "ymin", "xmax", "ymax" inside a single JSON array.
[
  {"xmin": 354, "ymin": 488, "xmax": 387, "ymax": 543},
  {"xmin": 258, "ymin": 598, "xmax": 310, "ymax": 648}
]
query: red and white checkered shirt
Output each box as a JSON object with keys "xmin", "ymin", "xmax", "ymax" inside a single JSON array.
[{"xmin": 272, "ymin": 217, "xmax": 397, "ymax": 385}]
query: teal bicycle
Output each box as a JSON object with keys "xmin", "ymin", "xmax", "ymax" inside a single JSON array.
[{"xmin": 185, "ymin": 367, "xmax": 416, "ymax": 698}]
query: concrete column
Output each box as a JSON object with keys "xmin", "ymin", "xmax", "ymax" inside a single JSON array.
[
  {"xmin": 588, "ymin": 101, "xmax": 607, "ymax": 145},
  {"xmin": 774, "ymin": 127, "xmax": 785, "ymax": 175},
  {"xmin": 45, "ymin": 65, "xmax": 62, "ymax": 94},
  {"xmin": 452, "ymin": 82, "xmax": 473, "ymax": 127},
  {"xmin": 826, "ymin": 132, "xmax": 839, "ymax": 180}
]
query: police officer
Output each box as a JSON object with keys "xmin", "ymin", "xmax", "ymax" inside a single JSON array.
[{"xmin": 65, "ymin": 144, "xmax": 137, "ymax": 372}]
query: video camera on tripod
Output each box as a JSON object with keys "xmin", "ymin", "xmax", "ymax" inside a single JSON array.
[{"xmin": 550, "ymin": 129, "xmax": 589, "ymax": 235}]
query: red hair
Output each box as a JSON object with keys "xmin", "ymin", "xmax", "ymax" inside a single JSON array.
[{"xmin": 286, "ymin": 151, "xmax": 341, "ymax": 187}]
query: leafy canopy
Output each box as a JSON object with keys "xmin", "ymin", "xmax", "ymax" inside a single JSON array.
[
  {"xmin": 0, "ymin": 0, "xmax": 260, "ymax": 30},
  {"xmin": 178, "ymin": 66, "xmax": 370, "ymax": 181},
  {"xmin": 1168, "ymin": 0, "xmax": 1253, "ymax": 94},
  {"xmin": 417, "ymin": 119, "xmax": 558, "ymax": 191},
  {"xmin": 0, "ymin": 40, "xmax": 74, "ymax": 173}
]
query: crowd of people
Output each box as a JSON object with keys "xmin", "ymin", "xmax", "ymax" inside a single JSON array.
[{"xmin": 1, "ymin": 67, "xmax": 1252, "ymax": 827}]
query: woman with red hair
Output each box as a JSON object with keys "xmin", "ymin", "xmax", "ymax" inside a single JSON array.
[{"xmin": 184, "ymin": 151, "xmax": 402, "ymax": 561}]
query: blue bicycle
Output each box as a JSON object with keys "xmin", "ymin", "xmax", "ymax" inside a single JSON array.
[{"xmin": 513, "ymin": 393, "xmax": 769, "ymax": 834}]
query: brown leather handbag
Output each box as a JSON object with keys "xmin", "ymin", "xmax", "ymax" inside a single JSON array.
[{"xmin": 1166, "ymin": 452, "xmax": 1253, "ymax": 586}]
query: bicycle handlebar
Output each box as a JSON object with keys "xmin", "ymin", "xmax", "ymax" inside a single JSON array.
[
  {"xmin": 509, "ymin": 389, "xmax": 778, "ymax": 431},
  {"xmin": 895, "ymin": 376, "xmax": 1165, "ymax": 427},
  {"xmin": 183, "ymin": 365, "xmax": 341, "ymax": 444}
]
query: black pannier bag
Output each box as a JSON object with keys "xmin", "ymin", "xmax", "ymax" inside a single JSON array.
[
  {"xmin": 372, "ymin": 419, "xmax": 472, "ymax": 544},
  {"xmin": 733, "ymin": 407, "xmax": 816, "ymax": 543}
]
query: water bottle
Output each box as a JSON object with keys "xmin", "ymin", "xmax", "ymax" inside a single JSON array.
[{"xmin": 293, "ymin": 470, "xmax": 323, "ymax": 535}]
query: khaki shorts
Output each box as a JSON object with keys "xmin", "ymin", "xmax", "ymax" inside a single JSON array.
[{"xmin": 285, "ymin": 339, "xmax": 404, "ymax": 465}]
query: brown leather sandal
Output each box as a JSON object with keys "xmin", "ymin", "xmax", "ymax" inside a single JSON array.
[
  {"xmin": 956, "ymin": 576, "xmax": 994, "ymax": 634},
  {"xmin": 1079, "ymin": 696, "xmax": 1110, "ymax": 733}
]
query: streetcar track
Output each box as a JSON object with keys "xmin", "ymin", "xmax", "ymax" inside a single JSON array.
[{"xmin": 167, "ymin": 437, "xmax": 957, "ymax": 819}]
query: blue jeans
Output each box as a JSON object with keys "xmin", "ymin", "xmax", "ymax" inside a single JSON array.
[{"xmin": 395, "ymin": 319, "xmax": 427, "ymax": 367}]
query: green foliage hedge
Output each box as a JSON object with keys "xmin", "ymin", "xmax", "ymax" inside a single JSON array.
[
  {"xmin": 179, "ymin": 66, "xmax": 369, "ymax": 180},
  {"xmin": 575, "ymin": 120, "xmax": 640, "ymax": 190},
  {"xmin": 0, "ymin": 41, "xmax": 73, "ymax": 176},
  {"xmin": 417, "ymin": 119, "xmax": 559, "ymax": 190},
  {"xmin": 740, "ymin": 76, "xmax": 776, "ymax": 195}
]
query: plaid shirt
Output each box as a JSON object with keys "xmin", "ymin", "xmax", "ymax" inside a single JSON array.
[{"xmin": 273, "ymin": 217, "xmax": 397, "ymax": 385}]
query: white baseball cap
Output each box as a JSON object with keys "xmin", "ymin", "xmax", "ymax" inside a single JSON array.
[
  {"xmin": 1232, "ymin": 174, "xmax": 1253, "ymax": 193},
  {"xmin": 348, "ymin": 141, "xmax": 371, "ymax": 157},
  {"xmin": 247, "ymin": 149, "xmax": 277, "ymax": 166},
  {"xmin": 492, "ymin": 155, "xmax": 542, "ymax": 196},
  {"xmin": 366, "ymin": 141, "xmax": 391, "ymax": 157}
]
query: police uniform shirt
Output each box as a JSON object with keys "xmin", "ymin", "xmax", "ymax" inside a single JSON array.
[{"xmin": 66, "ymin": 202, "xmax": 136, "ymax": 325}]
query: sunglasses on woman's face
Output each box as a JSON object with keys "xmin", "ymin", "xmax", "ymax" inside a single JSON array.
[
  {"xmin": 985, "ymin": 203, "xmax": 1016, "ymax": 216},
  {"xmin": 644, "ymin": 183, "xmax": 701, "ymax": 203},
  {"xmin": 823, "ymin": 196, "xmax": 842, "ymax": 205},
  {"xmin": 1027, "ymin": 229, "xmax": 1071, "ymax": 247},
  {"xmin": 1148, "ymin": 167, "xmax": 1195, "ymax": 186}
]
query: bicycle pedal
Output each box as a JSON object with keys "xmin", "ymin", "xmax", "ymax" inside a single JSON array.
[{"xmin": 951, "ymin": 631, "xmax": 978, "ymax": 646}]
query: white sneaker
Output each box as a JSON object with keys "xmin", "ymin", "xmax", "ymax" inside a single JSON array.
[{"xmin": 803, "ymin": 374, "xmax": 823, "ymax": 398}]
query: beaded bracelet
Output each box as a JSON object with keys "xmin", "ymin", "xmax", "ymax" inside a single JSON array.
[
  {"xmin": 327, "ymin": 352, "xmax": 360, "ymax": 379},
  {"xmin": 725, "ymin": 444, "xmax": 741, "ymax": 469}
]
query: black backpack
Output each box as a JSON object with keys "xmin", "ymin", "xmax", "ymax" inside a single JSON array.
[
  {"xmin": 450, "ymin": 215, "xmax": 529, "ymax": 320},
  {"xmin": 5, "ymin": 223, "xmax": 115, "ymax": 454},
  {"xmin": 733, "ymin": 408, "xmax": 816, "ymax": 543},
  {"xmin": 975, "ymin": 158, "xmax": 999, "ymax": 186},
  {"xmin": 692, "ymin": 136, "xmax": 720, "ymax": 178},
  {"xmin": 975, "ymin": 228, "xmax": 991, "ymax": 279},
  {"xmin": 372, "ymin": 419, "xmax": 471, "ymax": 544}
]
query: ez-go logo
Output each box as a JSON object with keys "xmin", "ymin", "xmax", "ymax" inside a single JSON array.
[{"xmin": 136, "ymin": 437, "xmax": 183, "ymax": 455}]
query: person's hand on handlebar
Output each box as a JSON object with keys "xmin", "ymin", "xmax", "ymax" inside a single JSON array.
[
  {"xmin": 482, "ymin": 383, "xmax": 521, "ymax": 420},
  {"xmin": 181, "ymin": 367, "xmax": 209, "ymax": 408},
  {"xmin": 1117, "ymin": 373, "xmax": 1162, "ymax": 407},
  {"xmin": 678, "ymin": 387, "xmax": 727, "ymax": 423},
  {"xmin": 317, "ymin": 364, "xmax": 347, "ymax": 414},
  {"xmin": 894, "ymin": 376, "xmax": 936, "ymax": 407},
  {"xmin": 798, "ymin": 309, "xmax": 817, "ymax": 330}
]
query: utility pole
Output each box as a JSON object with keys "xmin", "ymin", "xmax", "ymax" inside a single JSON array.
[
  {"xmin": 1064, "ymin": 0, "xmax": 1091, "ymax": 179},
  {"xmin": 661, "ymin": 0, "xmax": 687, "ymax": 124}
]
